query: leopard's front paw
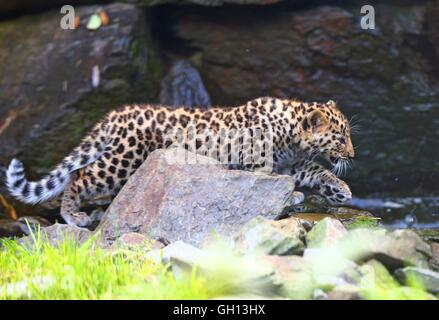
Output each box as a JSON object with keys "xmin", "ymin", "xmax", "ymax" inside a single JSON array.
[{"xmin": 319, "ymin": 177, "xmax": 352, "ymax": 205}]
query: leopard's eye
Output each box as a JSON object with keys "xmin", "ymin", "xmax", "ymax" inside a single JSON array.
[{"xmin": 338, "ymin": 137, "xmax": 346, "ymax": 145}]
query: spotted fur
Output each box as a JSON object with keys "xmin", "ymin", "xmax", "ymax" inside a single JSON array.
[{"xmin": 6, "ymin": 97, "xmax": 355, "ymax": 227}]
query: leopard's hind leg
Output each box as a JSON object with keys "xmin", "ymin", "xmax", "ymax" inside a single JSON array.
[
  {"xmin": 60, "ymin": 157, "xmax": 125, "ymax": 227},
  {"xmin": 60, "ymin": 171, "xmax": 93, "ymax": 227}
]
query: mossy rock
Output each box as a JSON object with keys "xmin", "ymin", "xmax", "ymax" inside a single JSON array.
[
  {"xmin": 0, "ymin": 4, "xmax": 163, "ymax": 215},
  {"xmin": 287, "ymin": 195, "xmax": 380, "ymax": 230},
  {"xmin": 416, "ymin": 229, "xmax": 439, "ymax": 243}
]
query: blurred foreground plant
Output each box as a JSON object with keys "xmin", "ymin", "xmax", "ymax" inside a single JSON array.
[{"xmin": 0, "ymin": 226, "xmax": 436, "ymax": 300}]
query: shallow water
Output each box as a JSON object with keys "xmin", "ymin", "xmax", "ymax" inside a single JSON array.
[{"xmin": 350, "ymin": 196, "xmax": 439, "ymax": 229}]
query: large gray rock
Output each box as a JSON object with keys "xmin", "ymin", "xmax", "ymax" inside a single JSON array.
[
  {"xmin": 0, "ymin": 3, "xmax": 162, "ymax": 215},
  {"xmin": 96, "ymin": 148, "xmax": 298, "ymax": 246}
]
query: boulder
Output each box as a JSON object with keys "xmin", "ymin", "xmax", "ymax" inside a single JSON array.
[
  {"xmin": 262, "ymin": 255, "xmax": 314, "ymax": 299},
  {"xmin": 160, "ymin": 60, "xmax": 211, "ymax": 108},
  {"xmin": 96, "ymin": 148, "xmax": 298, "ymax": 246},
  {"xmin": 17, "ymin": 223, "xmax": 91, "ymax": 247},
  {"xmin": 234, "ymin": 216, "xmax": 306, "ymax": 255},
  {"xmin": 0, "ymin": 3, "xmax": 162, "ymax": 215},
  {"xmin": 358, "ymin": 260, "xmax": 437, "ymax": 300},
  {"xmin": 306, "ymin": 217, "xmax": 348, "ymax": 248},
  {"xmin": 172, "ymin": 2, "xmax": 439, "ymax": 195},
  {"xmin": 394, "ymin": 267, "xmax": 439, "ymax": 293},
  {"xmin": 340, "ymin": 229, "xmax": 432, "ymax": 270}
]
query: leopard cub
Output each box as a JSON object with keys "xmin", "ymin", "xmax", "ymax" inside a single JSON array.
[{"xmin": 6, "ymin": 97, "xmax": 355, "ymax": 227}]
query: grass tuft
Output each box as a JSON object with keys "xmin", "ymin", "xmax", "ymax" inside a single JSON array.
[{"xmin": 0, "ymin": 230, "xmax": 209, "ymax": 300}]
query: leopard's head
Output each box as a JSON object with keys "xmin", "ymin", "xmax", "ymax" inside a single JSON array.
[{"xmin": 299, "ymin": 100, "xmax": 355, "ymax": 175}]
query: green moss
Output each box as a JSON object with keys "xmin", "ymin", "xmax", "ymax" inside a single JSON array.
[
  {"xmin": 415, "ymin": 229, "xmax": 439, "ymax": 242},
  {"xmin": 344, "ymin": 216, "xmax": 381, "ymax": 230},
  {"xmin": 358, "ymin": 260, "xmax": 436, "ymax": 300}
]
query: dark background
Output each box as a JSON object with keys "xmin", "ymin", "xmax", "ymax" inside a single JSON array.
[{"xmin": 0, "ymin": 0, "xmax": 437, "ymax": 225}]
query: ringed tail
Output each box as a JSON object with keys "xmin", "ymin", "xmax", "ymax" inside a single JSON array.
[{"xmin": 5, "ymin": 121, "xmax": 109, "ymax": 205}]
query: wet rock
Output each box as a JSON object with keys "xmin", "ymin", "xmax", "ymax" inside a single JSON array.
[
  {"xmin": 234, "ymin": 216, "xmax": 306, "ymax": 255},
  {"xmin": 18, "ymin": 223, "xmax": 91, "ymax": 247},
  {"xmin": 173, "ymin": 3, "xmax": 439, "ymax": 195},
  {"xmin": 288, "ymin": 195, "xmax": 379, "ymax": 230},
  {"xmin": 306, "ymin": 217, "xmax": 347, "ymax": 248},
  {"xmin": 160, "ymin": 60, "xmax": 211, "ymax": 108},
  {"xmin": 0, "ymin": 3, "xmax": 162, "ymax": 215},
  {"xmin": 341, "ymin": 229, "xmax": 432, "ymax": 270},
  {"xmin": 394, "ymin": 267, "xmax": 439, "ymax": 293},
  {"xmin": 97, "ymin": 148, "xmax": 297, "ymax": 246}
]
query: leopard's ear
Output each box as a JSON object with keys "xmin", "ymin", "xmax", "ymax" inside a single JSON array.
[
  {"xmin": 305, "ymin": 110, "xmax": 328, "ymax": 133},
  {"xmin": 326, "ymin": 100, "xmax": 337, "ymax": 107}
]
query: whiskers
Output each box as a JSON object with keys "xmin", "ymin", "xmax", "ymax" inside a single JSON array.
[
  {"xmin": 349, "ymin": 115, "xmax": 362, "ymax": 134},
  {"xmin": 331, "ymin": 157, "xmax": 353, "ymax": 177}
]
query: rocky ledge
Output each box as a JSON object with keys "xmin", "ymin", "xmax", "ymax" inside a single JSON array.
[{"xmin": 13, "ymin": 148, "xmax": 439, "ymax": 300}]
